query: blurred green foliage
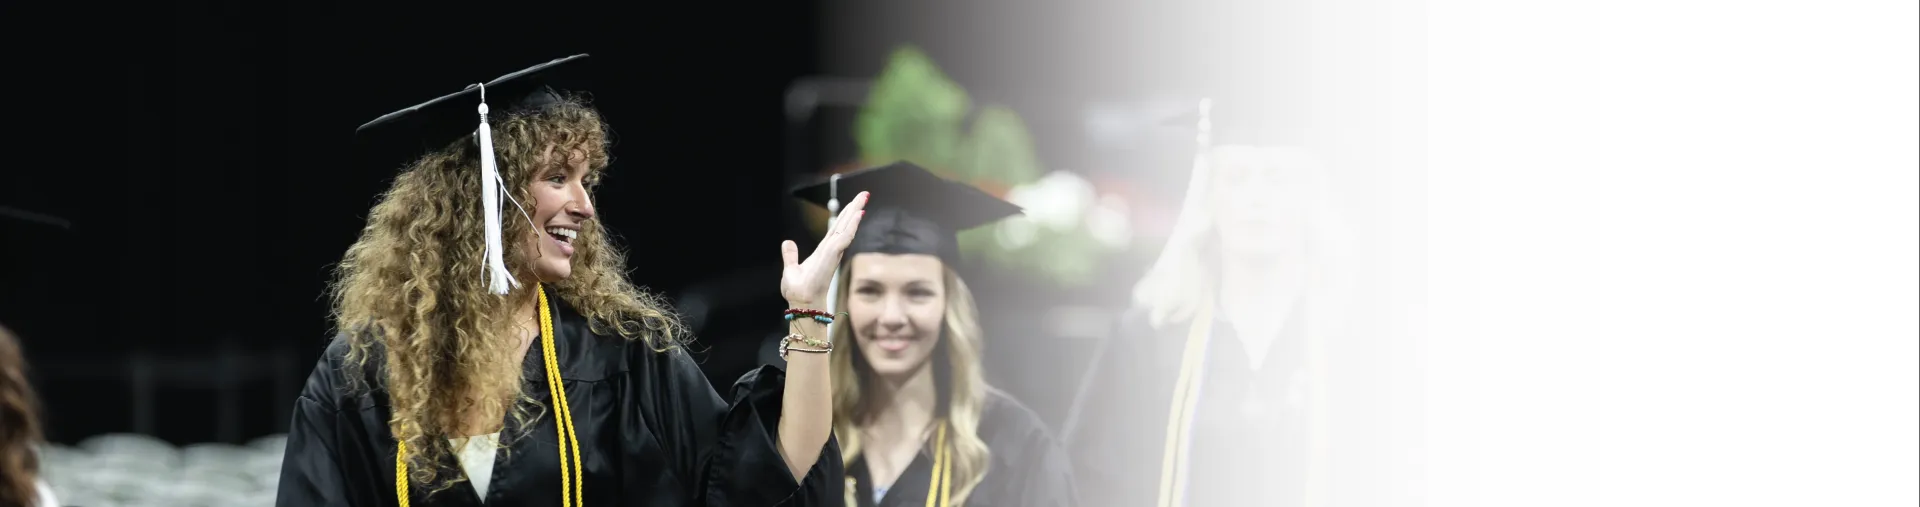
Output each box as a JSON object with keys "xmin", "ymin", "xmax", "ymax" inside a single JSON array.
[{"xmin": 853, "ymin": 45, "xmax": 1116, "ymax": 287}]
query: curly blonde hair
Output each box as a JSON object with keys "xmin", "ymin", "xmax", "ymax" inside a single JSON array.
[
  {"xmin": 830, "ymin": 267, "xmax": 992, "ymax": 504},
  {"xmin": 329, "ymin": 95, "xmax": 684, "ymax": 494}
]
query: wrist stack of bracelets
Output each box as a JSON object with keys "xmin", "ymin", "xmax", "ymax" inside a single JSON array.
[{"xmin": 779, "ymin": 308, "xmax": 840, "ymax": 359}]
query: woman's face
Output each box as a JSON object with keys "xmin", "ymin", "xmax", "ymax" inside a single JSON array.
[
  {"xmin": 1210, "ymin": 146, "xmax": 1311, "ymax": 259},
  {"xmin": 846, "ymin": 253, "xmax": 947, "ymax": 380},
  {"xmin": 522, "ymin": 146, "xmax": 597, "ymax": 282}
]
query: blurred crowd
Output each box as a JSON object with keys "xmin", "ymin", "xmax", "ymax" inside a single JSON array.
[{"xmin": 39, "ymin": 434, "xmax": 286, "ymax": 507}]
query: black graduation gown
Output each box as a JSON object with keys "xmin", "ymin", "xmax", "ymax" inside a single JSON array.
[
  {"xmin": 843, "ymin": 390, "xmax": 1077, "ymax": 507},
  {"xmin": 1063, "ymin": 303, "xmax": 1313, "ymax": 507},
  {"xmin": 275, "ymin": 297, "xmax": 843, "ymax": 506}
]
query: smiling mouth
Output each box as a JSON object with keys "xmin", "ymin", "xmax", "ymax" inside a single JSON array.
[
  {"xmin": 873, "ymin": 335, "xmax": 915, "ymax": 352},
  {"xmin": 545, "ymin": 227, "xmax": 577, "ymax": 244}
]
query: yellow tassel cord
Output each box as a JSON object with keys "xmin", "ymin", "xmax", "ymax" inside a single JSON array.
[
  {"xmin": 938, "ymin": 426, "xmax": 951, "ymax": 507},
  {"xmin": 539, "ymin": 285, "xmax": 586, "ymax": 506},
  {"xmin": 1155, "ymin": 301, "xmax": 1215, "ymax": 507},
  {"xmin": 397, "ymin": 438, "xmax": 410, "ymax": 507},
  {"xmin": 396, "ymin": 284, "xmax": 584, "ymax": 505},
  {"xmin": 924, "ymin": 423, "xmax": 951, "ymax": 507}
]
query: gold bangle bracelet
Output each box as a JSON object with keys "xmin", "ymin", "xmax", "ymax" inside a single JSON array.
[{"xmin": 779, "ymin": 333, "xmax": 833, "ymax": 359}]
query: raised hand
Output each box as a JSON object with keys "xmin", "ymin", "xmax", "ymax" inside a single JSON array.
[{"xmin": 780, "ymin": 191, "xmax": 870, "ymax": 308}]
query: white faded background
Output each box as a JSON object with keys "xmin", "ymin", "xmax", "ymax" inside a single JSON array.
[{"xmin": 1425, "ymin": 0, "xmax": 1918, "ymax": 506}]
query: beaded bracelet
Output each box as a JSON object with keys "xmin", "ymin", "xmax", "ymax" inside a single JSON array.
[
  {"xmin": 785, "ymin": 314, "xmax": 834, "ymax": 325},
  {"xmin": 784, "ymin": 308, "xmax": 837, "ymax": 325},
  {"xmin": 779, "ymin": 333, "xmax": 833, "ymax": 359}
]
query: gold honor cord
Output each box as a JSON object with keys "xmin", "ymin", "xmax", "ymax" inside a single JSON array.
[
  {"xmin": 924, "ymin": 422, "xmax": 952, "ymax": 507},
  {"xmin": 845, "ymin": 421, "xmax": 954, "ymax": 507},
  {"xmin": 397, "ymin": 284, "xmax": 585, "ymax": 506},
  {"xmin": 539, "ymin": 285, "xmax": 586, "ymax": 506},
  {"xmin": 1155, "ymin": 301, "xmax": 1215, "ymax": 507}
]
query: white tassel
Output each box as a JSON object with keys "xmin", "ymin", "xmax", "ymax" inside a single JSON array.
[
  {"xmin": 476, "ymin": 94, "xmax": 518, "ymax": 295},
  {"xmin": 823, "ymin": 173, "xmax": 843, "ymax": 332}
]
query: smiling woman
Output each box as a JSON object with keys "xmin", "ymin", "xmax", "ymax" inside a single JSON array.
[
  {"xmin": 278, "ymin": 54, "xmax": 867, "ymax": 506},
  {"xmin": 522, "ymin": 144, "xmax": 599, "ymax": 282},
  {"xmin": 790, "ymin": 161, "xmax": 1079, "ymax": 507}
]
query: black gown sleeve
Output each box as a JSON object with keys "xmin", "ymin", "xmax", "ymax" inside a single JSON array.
[
  {"xmin": 644, "ymin": 344, "xmax": 843, "ymax": 506},
  {"xmin": 276, "ymin": 339, "xmax": 381, "ymax": 507}
]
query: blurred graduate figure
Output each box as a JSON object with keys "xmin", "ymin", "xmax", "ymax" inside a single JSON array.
[
  {"xmin": 791, "ymin": 162, "xmax": 1078, "ymax": 507},
  {"xmin": 1063, "ymin": 100, "xmax": 1353, "ymax": 507},
  {"xmin": 277, "ymin": 55, "xmax": 870, "ymax": 506}
]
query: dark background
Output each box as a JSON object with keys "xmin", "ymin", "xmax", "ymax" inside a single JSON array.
[{"xmin": 0, "ymin": 1, "xmax": 831, "ymax": 445}]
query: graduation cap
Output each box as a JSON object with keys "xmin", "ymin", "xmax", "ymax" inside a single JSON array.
[
  {"xmin": 791, "ymin": 161, "xmax": 1024, "ymax": 267},
  {"xmin": 1158, "ymin": 96, "xmax": 1295, "ymax": 148},
  {"xmin": 352, "ymin": 54, "xmax": 591, "ymax": 295}
]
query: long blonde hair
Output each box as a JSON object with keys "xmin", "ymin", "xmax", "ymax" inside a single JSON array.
[
  {"xmin": 330, "ymin": 95, "xmax": 684, "ymax": 494},
  {"xmin": 830, "ymin": 266, "xmax": 992, "ymax": 504}
]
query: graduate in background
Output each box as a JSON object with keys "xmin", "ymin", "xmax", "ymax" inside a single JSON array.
[
  {"xmin": 278, "ymin": 54, "xmax": 869, "ymax": 506},
  {"xmin": 1063, "ymin": 100, "xmax": 1352, "ymax": 507},
  {"xmin": 791, "ymin": 162, "xmax": 1078, "ymax": 507}
]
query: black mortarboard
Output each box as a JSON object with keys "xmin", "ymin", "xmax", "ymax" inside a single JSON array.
[
  {"xmin": 791, "ymin": 161, "xmax": 1024, "ymax": 266},
  {"xmin": 354, "ymin": 54, "xmax": 591, "ymax": 176},
  {"xmin": 351, "ymin": 54, "xmax": 592, "ymax": 295}
]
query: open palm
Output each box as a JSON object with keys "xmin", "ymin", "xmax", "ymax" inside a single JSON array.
[{"xmin": 781, "ymin": 191, "xmax": 870, "ymax": 308}]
